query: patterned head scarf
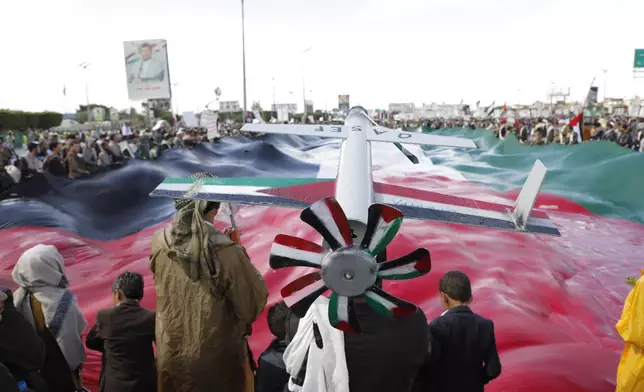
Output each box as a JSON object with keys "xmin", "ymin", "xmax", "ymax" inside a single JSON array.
[
  {"xmin": 167, "ymin": 172, "xmax": 221, "ymax": 288},
  {"xmin": 174, "ymin": 172, "xmax": 218, "ymax": 211}
]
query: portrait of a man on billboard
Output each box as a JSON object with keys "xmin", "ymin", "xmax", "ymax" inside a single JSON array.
[{"xmin": 127, "ymin": 42, "xmax": 165, "ymax": 84}]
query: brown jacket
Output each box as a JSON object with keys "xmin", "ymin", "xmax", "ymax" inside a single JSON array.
[
  {"xmin": 66, "ymin": 153, "xmax": 86, "ymax": 179},
  {"xmin": 150, "ymin": 224, "xmax": 268, "ymax": 392}
]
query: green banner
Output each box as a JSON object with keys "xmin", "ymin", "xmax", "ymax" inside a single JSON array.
[{"xmin": 634, "ymin": 49, "xmax": 644, "ymax": 69}]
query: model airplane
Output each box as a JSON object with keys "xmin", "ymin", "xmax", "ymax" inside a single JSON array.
[{"xmin": 150, "ymin": 106, "xmax": 560, "ymax": 332}]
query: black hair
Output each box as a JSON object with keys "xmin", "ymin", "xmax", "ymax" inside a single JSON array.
[
  {"xmin": 204, "ymin": 201, "xmax": 221, "ymax": 214},
  {"xmin": 49, "ymin": 141, "xmax": 60, "ymax": 151},
  {"xmin": 140, "ymin": 43, "xmax": 152, "ymax": 50},
  {"xmin": 267, "ymin": 301, "xmax": 290, "ymax": 340},
  {"xmin": 112, "ymin": 271, "xmax": 144, "ymax": 300},
  {"xmin": 438, "ymin": 270, "xmax": 472, "ymax": 303},
  {"xmin": 27, "ymin": 142, "xmax": 39, "ymax": 152}
]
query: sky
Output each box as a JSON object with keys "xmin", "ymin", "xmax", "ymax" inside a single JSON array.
[{"xmin": 2, "ymin": 0, "xmax": 644, "ymax": 114}]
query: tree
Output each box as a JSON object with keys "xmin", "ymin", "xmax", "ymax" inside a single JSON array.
[
  {"xmin": 38, "ymin": 112, "xmax": 64, "ymax": 129},
  {"xmin": 152, "ymin": 107, "xmax": 175, "ymax": 124},
  {"xmin": 76, "ymin": 104, "xmax": 110, "ymax": 123},
  {"xmin": 0, "ymin": 110, "xmax": 63, "ymax": 130}
]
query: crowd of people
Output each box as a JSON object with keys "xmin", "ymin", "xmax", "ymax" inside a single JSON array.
[
  {"xmin": 474, "ymin": 117, "xmax": 644, "ymax": 150},
  {"xmin": 0, "ymin": 126, "xmax": 213, "ymax": 198},
  {"xmin": 2, "ymin": 113, "xmax": 643, "ymax": 197}
]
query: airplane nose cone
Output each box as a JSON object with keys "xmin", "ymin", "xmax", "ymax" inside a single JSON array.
[{"xmin": 348, "ymin": 106, "xmax": 368, "ymax": 116}]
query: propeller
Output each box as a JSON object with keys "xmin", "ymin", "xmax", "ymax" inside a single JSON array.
[{"xmin": 270, "ymin": 197, "xmax": 431, "ymax": 334}]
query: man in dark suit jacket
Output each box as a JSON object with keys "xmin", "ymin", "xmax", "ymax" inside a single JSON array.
[
  {"xmin": 43, "ymin": 142, "xmax": 67, "ymax": 177},
  {"xmin": 416, "ymin": 270, "xmax": 501, "ymax": 392},
  {"xmin": 255, "ymin": 302, "xmax": 290, "ymax": 392},
  {"xmin": 86, "ymin": 272, "xmax": 156, "ymax": 392}
]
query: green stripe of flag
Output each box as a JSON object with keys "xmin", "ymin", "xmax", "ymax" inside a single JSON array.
[{"xmin": 161, "ymin": 177, "xmax": 331, "ymax": 188}]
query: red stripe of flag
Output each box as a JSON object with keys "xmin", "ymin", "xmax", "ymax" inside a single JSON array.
[
  {"xmin": 324, "ymin": 198, "xmax": 353, "ymax": 246},
  {"xmin": 274, "ymin": 234, "xmax": 325, "ymax": 253},
  {"xmin": 374, "ymin": 182, "xmax": 550, "ymax": 219},
  {"xmin": 569, "ymin": 112, "xmax": 582, "ymax": 127},
  {"xmin": 379, "ymin": 205, "xmax": 403, "ymax": 223},
  {"xmin": 281, "ymin": 272, "xmax": 321, "ymax": 298}
]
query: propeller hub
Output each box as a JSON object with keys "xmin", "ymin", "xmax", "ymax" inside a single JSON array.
[{"xmin": 320, "ymin": 247, "xmax": 377, "ymax": 297}]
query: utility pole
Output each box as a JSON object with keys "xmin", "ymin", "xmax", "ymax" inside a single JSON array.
[
  {"xmin": 602, "ymin": 69, "xmax": 608, "ymax": 102},
  {"xmin": 301, "ymin": 47, "xmax": 312, "ymax": 116},
  {"xmin": 79, "ymin": 62, "xmax": 91, "ymax": 123},
  {"xmin": 241, "ymin": 0, "xmax": 248, "ymax": 112},
  {"xmin": 272, "ymin": 77, "xmax": 277, "ymax": 112},
  {"xmin": 171, "ymin": 83, "xmax": 179, "ymax": 115}
]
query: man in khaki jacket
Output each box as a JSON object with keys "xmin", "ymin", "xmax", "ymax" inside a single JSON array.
[{"xmin": 150, "ymin": 172, "xmax": 268, "ymax": 392}]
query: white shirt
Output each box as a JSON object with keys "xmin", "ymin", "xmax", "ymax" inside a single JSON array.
[
  {"xmin": 137, "ymin": 59, "xmax": 164, "ymax": 80},
  {"xmin": 121, "ymin": 125, "xmax": 133, "ymax": 136}
]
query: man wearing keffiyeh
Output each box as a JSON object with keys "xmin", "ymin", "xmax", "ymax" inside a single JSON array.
[{"xmin": 149, "ymin": 172, "xmax": 268, "ymax": 392}]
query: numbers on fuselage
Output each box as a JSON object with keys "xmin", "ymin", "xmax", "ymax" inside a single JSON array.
[
  {"xmin": 313, "ymin": 126, "xmax": 343, "ymax": 133},
  {"xmin": 311, "ymin": 125, "xmax": 413, "ymax": 140},
  {"xmin": 372, "ymin": 127, "xmax": 413, "ymax": 139}
]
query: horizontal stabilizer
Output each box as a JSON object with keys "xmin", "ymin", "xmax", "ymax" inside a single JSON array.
[
  {"xmin": 368, "ymin": 127, "xmax": 478, "ymax": 149},
  {"xmin": 511, "ymin": 159, "xmax": 547, "ymax": 229},
  {"xmin": 240, "ymin": 123, "xmax": 477, "ymax": 150},
  {"xmin": 241, "ymin": 123, "xmax": 349, "ymax": 139},
  {"xmin": 373, "ymin": 178, "xmax": 560, "ymax": 236},
  {"xmin": 150, "ymin": 176, "xmax": 336, "ymax": 209}
]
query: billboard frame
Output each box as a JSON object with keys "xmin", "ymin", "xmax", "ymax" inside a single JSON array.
[
  {"xmin": 123, "ymin": 39, "xmax": 173, "ymax": 101},
  {"xmin": 634, "ymin": 49, "xmax": 644, "ymax": 79},
  {"xmin": 338, "ymin": 95, "xmax": 350, "ymax": 112}
]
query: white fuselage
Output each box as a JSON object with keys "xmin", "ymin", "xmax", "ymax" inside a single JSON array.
[{"xmin": 334, "ymin": 107, "xmax": 374, "ymax": 231}]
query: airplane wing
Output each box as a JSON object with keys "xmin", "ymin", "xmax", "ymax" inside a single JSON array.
[
  {"xmin": 241, "ymin": 123, "xmax": 477, "ymax": 149},
  {"xmin": 150, "ymin": 177, "xmax": 336, "ymax": 208},
  {"xmin": 373, "ymin": 160, "xmax": 560, "ymax": 236},
  {"xmin": 241, "ymin": 123, "xmax": 350, "ymax": 139},
  {"xmin": 368, "ymin": 126, "xmax": 477, "ymax": 149}
]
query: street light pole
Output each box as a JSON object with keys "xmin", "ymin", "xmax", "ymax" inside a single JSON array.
[
  {"xmin": 241, "ymin": 0, "xmax": 248, "ymax": 112},
  {"xmin": 301, "ymin": 47, "xmax": 312, "ymax": 117},
  {"xmin": 602, "ymin": 69, "xmax": 608, "ymax": 102},
  {"xmin": 79, "ymin": 62, "xmax": 91, "ymax": 122},
  {"xmin": 171, "ymin": 83, "xmax": 179, "ymax": 114},
  {"xmin": 272, "ymin": 77, "xmax": 276, "ymax": 111}
]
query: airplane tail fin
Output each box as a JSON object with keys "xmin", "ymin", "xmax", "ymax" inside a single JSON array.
[{"xmin": 511, "ymin": 159, "xmax": 548, "ymax": 229}]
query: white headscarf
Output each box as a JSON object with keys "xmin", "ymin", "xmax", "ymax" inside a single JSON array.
[
  {"xmin": 12, "ymin": 244, "xmax": 88, "ymax": 370},
  {"xmin": 283, "ymin": 297, "xmax": 349, "ymax": 392}
]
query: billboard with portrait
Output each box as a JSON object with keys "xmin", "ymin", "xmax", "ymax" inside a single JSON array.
[
  {"xmin": 124, "ymin": 39, "xmax": 171, "ymax": 100},
  {"xmin": 338, "ymin": 95, "xmax": 350, "ymax": 112}
]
